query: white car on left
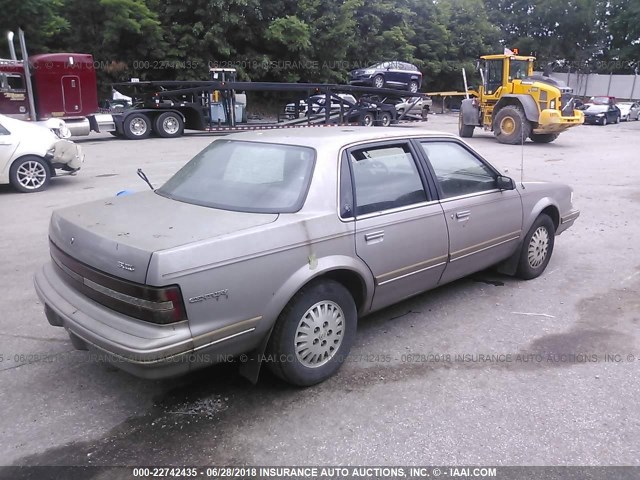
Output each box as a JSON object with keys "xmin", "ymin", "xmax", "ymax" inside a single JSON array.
[{"xmin": 0, "ymin": 114, "xmax": 84, "ymax": 193}]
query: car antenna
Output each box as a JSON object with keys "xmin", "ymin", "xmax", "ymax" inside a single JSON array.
[
  {"xmin": 137, "ymin": 168, "xmax": 154, "ymax": 190},
  {"xmin": 520, "ymin": 123, "xmax": 526, "ymax": 189}
]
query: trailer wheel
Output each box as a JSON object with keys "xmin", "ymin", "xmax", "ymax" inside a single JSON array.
[
  {"xmin": 359, "ymin": 112, "xmax": 375, "ymax": 127},
  {"xmin": 493, "ymin": 105, "xmax": 531, "ymax": 145},
  {"xmin": 458, "ymin": 112, "xmax": 475, "ymax": 138},
  {"xmin": 154, "ymin": 112, "xmax": 184, "ymax": 138},
  {"xmin": 123, "ymin": 114, "xmax": 152, "ymax": 140},
  {"xmin": 379, "ymin": 112, "xmax": 392, "ymax": 127}
]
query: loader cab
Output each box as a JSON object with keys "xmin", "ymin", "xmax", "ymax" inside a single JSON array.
[{"xmin": 479, "ymin": 54, "xmax": 535, "ymax": 98}]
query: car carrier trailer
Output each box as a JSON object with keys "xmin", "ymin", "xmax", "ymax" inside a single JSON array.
[{"xmin": 1, "ymin": 29, "xmax": 427, "ymax": 140}]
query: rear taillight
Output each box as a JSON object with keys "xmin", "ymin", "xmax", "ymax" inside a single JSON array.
[{"xmin": 50, "ymin": 241, "xmax": 187, "ymax": 325}]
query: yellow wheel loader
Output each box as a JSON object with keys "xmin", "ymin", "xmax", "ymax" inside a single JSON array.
[{"xmin": 459, "ymin": 54, "xmax": 584, "ymax": 144}]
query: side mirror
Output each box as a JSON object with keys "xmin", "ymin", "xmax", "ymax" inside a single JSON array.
[{"xmin": 496, "ymin": 175, "xmax": 515, "ymax": 190}]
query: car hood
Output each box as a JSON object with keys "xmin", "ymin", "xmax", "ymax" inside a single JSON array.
[
  {"xmin": 0, "ymin": 114, "xmax": 59, "ymax": 140},
  {"xmin": 49, "ymin": 191, "xmax": 278, "ymax": 283},
  {"xmin": 584, "ymin": 105, "xmax": 608, "ymax": 114}
]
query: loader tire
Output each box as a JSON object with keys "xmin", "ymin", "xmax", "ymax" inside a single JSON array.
[{"xmin": 493, "ymin": 105, "xmax": 531, "ymax": 145}]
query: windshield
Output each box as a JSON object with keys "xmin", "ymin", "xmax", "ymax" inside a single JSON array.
[
  {"xmin": 157, "ymin": 140, "xmax": 316, "ymax": 213},
  {"xmin": 590, "ymin": 96, "xmax": 611, "ymax": 105},
  {"xmin": 585, "ymin": 104, "xmax": 607, "ymax": 112}
]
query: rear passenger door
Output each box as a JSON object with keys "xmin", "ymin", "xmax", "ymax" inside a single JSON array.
[
  {"xmin": 343, "ymin": 141, "xmax": 449, "ymax": 311},
  {"xmin": 416, "ymin": 140, "xmax": 523, "ymax": 284}
]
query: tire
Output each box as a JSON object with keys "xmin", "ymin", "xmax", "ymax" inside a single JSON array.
[
  {"xmin": 359, "ymin": 112, "xmax": 375, "ymax": 127},
  {"xmin": 493, "ymin": 105, "xmax": 531, "ymax": 144},
  {"xmin": 614, "ymin": 114, "xmax": 620, "ymax": 124},
  {"xmin": 421, "ymin": 107, "xmax": 429, "ymax": 120},
  {"xmin": 458, "ymin": 112, "xmax": 475, "ymax": 138},
  {"xmin": 266, "ymin": 279, "xmax": 357, "ymax": 386},
  {"xmin": 154, "ymin": 112, "xmax": 184, "ymax": 138},
  {"xmin": 379, "ymin": 112, "xmax": 392, "ymax": 127},
  {"xmin": 373, "ymin": 74, "xmax": 385, "ymax": 89},
  {"xmin": 123, "ymin": 114, "xmax": 152, "ymax": 140},
  {"xmin": 601, "ymin": 117, "xmax": 607, "ymax": 126},
  {"xmin": 9, "ymin": 156, "xmax": 52, "ymax": 193},
  {"xmin": 408, "ymin": 81, "xmax": 419, "ymax": 93},
  {"xmin": 529, "ymin": 133, "xmax": 559, "ymax": 143},
  {"xmin": 515, "ymin": 214, "xmax": 556, "ymax": 280}
]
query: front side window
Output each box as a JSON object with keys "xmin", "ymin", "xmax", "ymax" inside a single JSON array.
[
  {"xmin": 420, "ymin": 141, "xmax": 497, "ymax": 199},
  {"xmin": 157, "ymin": 140, "xmax": 315, "ymax": 213},
  {"xmin": 349, "ymin": 143, "xmax": 426, "ymax": 215}
]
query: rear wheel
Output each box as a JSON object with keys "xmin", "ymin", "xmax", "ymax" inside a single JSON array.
[
  {"xmin": 494, "ymin": 105, "xmax": 531, "ymax": 144},
  {"xmin": 515, "ymin": 214, "xmax": 555, "ymax": 280},
  {"xmin": 408, "ymin": 81, "xmax": 419, "ymax": 93},
  {"xmin": 373, "ymin": 75, "xmax": 385, "ymax": 89},
  {"xmin": 266, "ymin": 279, "xmax": 357, "ymax": 386},
  {"xmin": 379, "ymin": 112, "xmax": 392, "ymax": 127},
  {"xmin": 154, "ymin": 112, "xmax": 184, "ymax": 138},
  {"xmin": 458, "ymin": 112, "xmax": 475, "ymax": 138},
  {"xmin": 359, "ymin": 112, "xmax": 375, "ymax": 127},
  {"xmin": 9, "ymin": 156, "xmax": 51, "ymax": 193},
  {"xmin": 529, "ymin": 133, "xmax": 559, "ymax": 143},
  {"xmin": 123, "ymin": 114, "xmax": 152, "ymax": 140}
]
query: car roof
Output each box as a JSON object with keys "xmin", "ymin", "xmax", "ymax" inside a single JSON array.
[{"xmin": 222, "ymin": 127, "xmax": 455, "ymax": 148}]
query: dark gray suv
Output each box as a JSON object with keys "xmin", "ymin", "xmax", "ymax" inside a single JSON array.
[{"xmin": 349, "ymin": 61, "xmax": 423, "ymax": 93}]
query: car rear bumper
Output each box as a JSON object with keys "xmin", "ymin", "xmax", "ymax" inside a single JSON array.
[{"xmin": 34, "ymin": 262, "xmax": 256, "ymax": 379}]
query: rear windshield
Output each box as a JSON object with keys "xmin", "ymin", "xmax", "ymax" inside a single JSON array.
[{"xmin": 157, "ymin": 140, "xmax": 316, "ymax": 213}]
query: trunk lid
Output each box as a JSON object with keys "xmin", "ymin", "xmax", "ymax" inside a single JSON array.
[{"xmin": 49, "ymin": 191, "xmax": 278, "ymax": 283}]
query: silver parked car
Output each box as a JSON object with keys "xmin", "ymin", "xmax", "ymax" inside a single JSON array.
[
  {"xmin": 34, "ymin": 128, "xmax": 579, "ymax": 386},
  {"xmin": 618, "ymin": 102, "xmax": 640, "ymax": 121}
]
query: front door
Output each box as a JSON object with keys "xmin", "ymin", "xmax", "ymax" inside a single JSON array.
[
  {"xmin": 417, "ymin": 140, "xmax": 523, "ymax": 284},
  {"xmin": 344, "ymin": 141, "xmax": 449, "ymax": 311}
]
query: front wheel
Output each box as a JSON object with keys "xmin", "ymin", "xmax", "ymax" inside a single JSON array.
[
  {"xmin": 515, "ymin": 214, "xmax": 555, "ymax": 280},
  {"xmin": 266, "ymin": 279, "xmax": 357, "ymax": 386},
  {"xmin": 601, "ymin": 117, "xmax": 607, "ymax": 126},
  {"xmin": 408, "ymin": 81, "xmax": 419, "ymax": 93},
  {"xmin": 373, "ymin": 75, "xmax": 385, "ymax": 89},
  {"xmin": 493, "ymin": 105, "xmax": 531, "ymax": 144},
  {"xmin": 9, "ymin": 156, "xmax": 52, "ymax": 193}
]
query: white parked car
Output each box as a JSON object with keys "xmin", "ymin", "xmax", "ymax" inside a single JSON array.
[
  {"xmin": 618, "ymin": 102, "xmax": 640, "ymax": 121},
  {"xmin": 0, "ymin": 114, "xmax": 83, "ymax": 193}
]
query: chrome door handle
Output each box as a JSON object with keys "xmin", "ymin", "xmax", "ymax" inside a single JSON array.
[
  {"xmin": 455, "ymin": 210, "xmax": 471, "ymax": 220},
  {"xmin": 364, "ymin": 230, "xmax": 384, "ymax": 242}
]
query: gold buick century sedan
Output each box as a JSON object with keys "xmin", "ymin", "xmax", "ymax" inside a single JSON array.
[{"xmin": 34, "ymin": 128, "xmax": 579, "ymax": 386}]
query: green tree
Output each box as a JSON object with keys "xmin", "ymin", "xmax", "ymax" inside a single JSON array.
[{"xmin": 0, "ymin": 0, "xmax": 68, "ymax": 55}]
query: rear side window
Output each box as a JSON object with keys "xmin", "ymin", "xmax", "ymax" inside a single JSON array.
[
  {"xmin": 349, "ymin": 143, "xmax": 427, "ymax": 215},
  {"xmin": 0, "ymin": 123, "xmax": 9, "ymax": 135},
  {"xmin": 158, "ymin": 140, "xmax": 316, "ymax": 213}
]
